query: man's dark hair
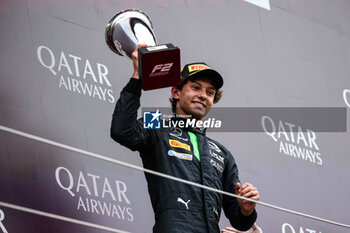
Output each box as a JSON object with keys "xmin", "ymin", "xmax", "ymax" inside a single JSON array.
[{"xmin": 169, "ymin": 77, "xmax": 223, "ymax": 113}]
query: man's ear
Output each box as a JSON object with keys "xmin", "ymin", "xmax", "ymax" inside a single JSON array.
[{"xmin": 171, "ymin": 86, "xmax": 180, "ymax": 100}]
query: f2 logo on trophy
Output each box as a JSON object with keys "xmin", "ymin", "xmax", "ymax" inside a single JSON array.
[
  {"xmin": 150, "ymin": 63, "xmax": 174, "ymax": 77},
  {"xmin": 105, "ymin": 9, "xmax": 180, "ymax": 90}
]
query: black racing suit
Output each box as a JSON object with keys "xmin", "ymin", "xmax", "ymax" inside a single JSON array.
[{"xmin": 111, "ymin": 78, "xmax": 257, "ymax": 233}]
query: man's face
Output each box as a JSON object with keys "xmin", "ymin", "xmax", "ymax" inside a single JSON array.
[{"xmin": 172, "ymin": 78, "xmax": 216, "ymax": 120}]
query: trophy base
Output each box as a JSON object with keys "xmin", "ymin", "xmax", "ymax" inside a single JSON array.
[{"xmin": 138, "ymin": 44, "xmax": 181, "ymax": 90}]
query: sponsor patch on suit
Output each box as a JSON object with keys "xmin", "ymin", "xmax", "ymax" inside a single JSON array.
[
  {"xmin": 168, "ymin": 150, "xmax": 193, "ymax": 161},
  {"xmin": 169, "ymin": 139, "xmax": 191, "ymax": 151}
]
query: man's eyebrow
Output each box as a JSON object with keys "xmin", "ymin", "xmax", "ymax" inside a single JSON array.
[
  {"xmin": 192, "ymin": 80, "xmax": 202, "ymax": 86},
  {"xmin": 192, "ymin": 80, "xmax": 216, "ymax": 90}
]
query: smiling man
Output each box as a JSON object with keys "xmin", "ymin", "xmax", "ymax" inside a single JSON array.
[
  {"xmin": 170, "ymin": 62, "xmax": 220, "ymax": 120},
  {"xmin": 111, "ymin": 45, "xmax": 259, "ymax": 233}
]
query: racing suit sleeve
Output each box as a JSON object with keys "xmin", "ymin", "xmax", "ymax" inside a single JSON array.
[
  {"xmin": 110, "ymin": 78, "xmax": 156, "ymax": 151},
  {"xmin": 222, "ymin": 153, "xmax": 257, "ymax": 231}
]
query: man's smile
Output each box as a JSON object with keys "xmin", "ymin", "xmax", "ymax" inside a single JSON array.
[{"xmin": 192, "ymin": 100, "xmax": 206, "ymax": 108}]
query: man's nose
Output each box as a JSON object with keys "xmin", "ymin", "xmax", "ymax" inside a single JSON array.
[{"xmin": 197, "ymin": 88, "xmax": 207, "ymax": 99}]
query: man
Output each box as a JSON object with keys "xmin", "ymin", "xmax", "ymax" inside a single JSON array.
[{"xmin": 111, "ymin": 44, "xmax": 260, "ymax": 233}]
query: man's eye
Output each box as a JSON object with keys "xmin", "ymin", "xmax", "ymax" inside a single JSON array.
[
  {"xmin": 192, "ymin": 85, "xmax": 200, "ymax": 90},
  {"xmin": 207, "ymin": 91, "xmax": 215, "ymax": 96}
]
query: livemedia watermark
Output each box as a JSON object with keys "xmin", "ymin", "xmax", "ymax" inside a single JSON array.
[{"xmin": 141, "ymin": 107, "xmax": 347, "ymax": 132}]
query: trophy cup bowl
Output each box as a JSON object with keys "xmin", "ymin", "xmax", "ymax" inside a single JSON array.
[
  {"xmin": 105, "ymin": 9, "xmax": 157, "ymax": 58},
  {"xmin": 105, "ymin": 9, "xmax": 180, "ymax": 90}
]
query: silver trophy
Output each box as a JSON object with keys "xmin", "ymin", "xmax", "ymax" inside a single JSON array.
[
  {"xmin": 105, "ymin": 9, "xmax": 157, "ymax": 58},
  {"xmin": 105, "ymin": 9, "xmax": 180, "ymax": 90}
]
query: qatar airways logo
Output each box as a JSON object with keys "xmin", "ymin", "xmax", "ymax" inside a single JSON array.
[
  {"xmin": 244, "ymin": 0, "xmax": 270, "ymax": 10},
  {"xmin": 0, "ymin": 209, "xmax": 7, "ymax": 233},
  {"xmin": 343, "ymin": 89, "xmax": 350, "ymax": 108},
  {"xmin": 37, "ymin": 45, "xmax": 115, "ymax": 103},
  {"xmin": 282, "ymin": 223, "xmax": 322, "ymax": 233},
  {"xmin": 55, "ymin": 167, "xmax": 133, "ymax": 222},
  {"xmin": 262, "ymin": 116, "xmax": 322, "ymax": 166}
]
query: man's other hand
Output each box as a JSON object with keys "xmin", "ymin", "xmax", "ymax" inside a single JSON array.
[{"xmin": 235, "ymin": 182, "xmax": 259, "ymax": 216}]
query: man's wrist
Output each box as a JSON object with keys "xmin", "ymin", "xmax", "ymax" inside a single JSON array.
[
  {"xmin": 123, "ymin": 78, "xmax": 142, "ymax": 96},
  {"xmin": 132, "ymin": 72, "xmax": 140, "ymax": 79},
  {"xmin": 240, "ymin": 208, "xmax": 254, "ymax": 216}
]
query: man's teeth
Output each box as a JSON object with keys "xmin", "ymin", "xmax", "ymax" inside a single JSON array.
[{"xmin": 193, "ymin": 102, "xmax": 204, "ymax": 107}]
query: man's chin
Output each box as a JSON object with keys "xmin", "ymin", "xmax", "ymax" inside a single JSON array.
[
  {"xmin": 180, "ymin": 107, "xmax": 208, "ymax": 120},
  {"xmin": 188, "ymin": 110, "xmax": 206, "ymax": 120}
]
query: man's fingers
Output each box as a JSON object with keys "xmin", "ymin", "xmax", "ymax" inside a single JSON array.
[
  {"xmin": 239, "ymin": 187, "xmax": 257, "ymax": 196},
  {"xmin": 136, "ymin": 43, "xmax": 148, "ymax": 49},
  {"xmin": 136, "ymin": 44, "xmax": 148, "ymax": 50},
  {"xmin": 221, "ymin": 227, "xmax": 240, "ymax": 233},
  {"xmin": 131, "ymin": 44, "xmax": 148, "ymax": 57},
  {"xmin": 239, "ymin": 184, "xmax": 258, "ymax": 195},
  {"xmin": 237, "ymin": 182, "xmax": 253, "ymax": 193},
  {"xmin": 240, "ymin": 182, "xmax": 251, "ymax": 189},
  {"xmin": 235, "ymin": 182, "xmax": 241, "ymax": 194},
  {"xmin": 236, "ymin": 183, "xmax": 260, "ymax": 205},
  {"xmin": 242, "ymin": 190, "xmax": 259, "ymax": 198},
  {"xmin": 235, "ymin": 182, "xmax": 241, "ymax": 189},
  {"xmin": 240, "ymin": 182, "xmax": 253, "ymax": 190}
]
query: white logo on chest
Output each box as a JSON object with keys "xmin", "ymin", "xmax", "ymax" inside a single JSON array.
[{"xmin": 177, "ymin": 198, "xmax": 191, "ymax": 210}]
